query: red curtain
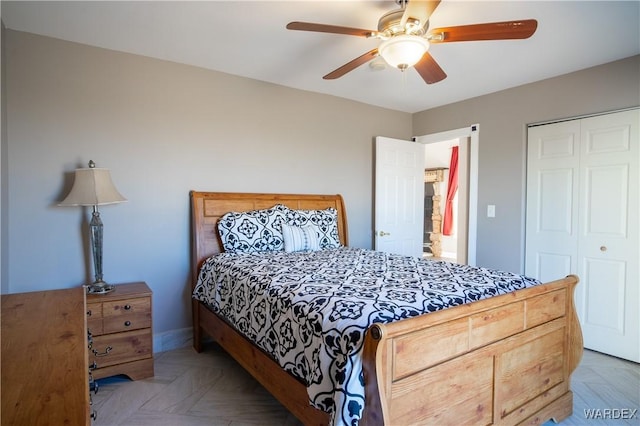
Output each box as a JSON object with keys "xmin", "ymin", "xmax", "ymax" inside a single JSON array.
[{"xmin": 443, "ymin": 146, "xmax": 458, "ymax": 236}]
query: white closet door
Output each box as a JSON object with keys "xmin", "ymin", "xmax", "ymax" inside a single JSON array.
[
  {"xmin": 526, "ymin": 109, "xmax": 639, "ymax": 362},
  {"xmin": 526, "ymin": 120, "xmax": 581, "ymax": 282},
  {"xmin": 576, "ymin": 110, "xmax": 639, "ymax": 362}
]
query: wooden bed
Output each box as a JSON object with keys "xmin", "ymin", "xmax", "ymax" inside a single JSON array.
[{"xmin": 190, "ymin": 191, "xmax": 583, "ymax": 425}]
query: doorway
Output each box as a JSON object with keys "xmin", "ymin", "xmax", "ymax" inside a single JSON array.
[
  {"xmin": 415, "ymin": 125, "xmax": 479, "ymax": 266},
  {"xmin": 423, "ymin": 140, "xmax": 459, "ymax": 262}
]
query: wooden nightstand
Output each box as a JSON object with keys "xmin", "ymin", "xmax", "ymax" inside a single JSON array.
[{"xmin": 87, "ymin": 282, "xmax": 154, "ymax": 380}]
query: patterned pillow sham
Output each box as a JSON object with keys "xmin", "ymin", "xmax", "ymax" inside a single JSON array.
[
  {"xmin": 282, "ymin": 224, "xmax": 320, "ymax": 252},
  {"xmin": 283, "ymin": 207, "xmax": 342, "ymax": 249},
  {"xmin": 217, "ymin": 204, "xmax": 289, "ymax": 254}
]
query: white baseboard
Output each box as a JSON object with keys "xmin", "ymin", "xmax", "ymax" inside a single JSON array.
[
  {"xmin": 441, "ymin": 251, "xmax": 457, "ymax": 260},
  {"xmin": 153, "ymin": 327, "xmax": 192, "ymax": 353}
]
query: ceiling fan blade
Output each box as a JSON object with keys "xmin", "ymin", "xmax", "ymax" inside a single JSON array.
[
  {"xmin": 401, "ymin": 1, "xmax": 441, "ymax": 28},
  {"xmin": 323, "ymin": 49, "xmax": 379, "ymax": 80},
  {"xmin": 414, "ymin": 52, "xmax": 447, "ymax": 84},
  {"xmin": 429, "ymin": 19, "xmax": 538, "ymax": 42},
  {"xmin": 286, "ymin": 21, "xmax": 374, "ymax": 37}
]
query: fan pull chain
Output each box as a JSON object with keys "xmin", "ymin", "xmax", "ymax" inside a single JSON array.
[{"xmin": 400, "ymin": 68, "xmax": 409, "ymax": 94}]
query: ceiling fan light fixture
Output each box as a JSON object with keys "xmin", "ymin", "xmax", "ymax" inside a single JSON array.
[{"xmin": 379, "ymin": 35, "xmax": 429, "ymax": 70}]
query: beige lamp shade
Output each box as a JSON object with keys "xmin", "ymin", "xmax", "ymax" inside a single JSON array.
[{"xmin": 59, "ymin": 167, "xmax": 127, "ymax": 206}]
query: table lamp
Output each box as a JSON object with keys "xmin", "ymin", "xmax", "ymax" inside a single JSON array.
[{"xmin": 59, "ymin": 160, "xmax": 127, "ymax": 294}]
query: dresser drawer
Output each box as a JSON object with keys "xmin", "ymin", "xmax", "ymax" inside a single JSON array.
[
  {"xmin": 87, "ymin": 302, "xmax": 103, "ymax": 335},
  {"xmin": 90, "ymin": 328, "xmax": 152, "ymax": 369},
  {"xmin": 102, "ymin": 297, "xmax": 151, "ymax": 334}
]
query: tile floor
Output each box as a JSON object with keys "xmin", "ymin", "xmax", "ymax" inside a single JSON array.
[{"xmin": 92, "ymin": 344, "xmax": 639, "ymax": 426}]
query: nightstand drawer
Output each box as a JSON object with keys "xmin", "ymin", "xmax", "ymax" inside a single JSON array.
[
  {"xmin": 102, "ymin": 297, "xmax": 151, "ymax": 334},
  {"xmin": 90, "ymin": 328, "xmax": 152, "ymax": 369},
  {"xmin": 103, "ymin": 314, "xmax": 151, "ymax": 334},
  {"xmin": 103, "ymin": 297, "xmax": 149, "ymax": 317}
]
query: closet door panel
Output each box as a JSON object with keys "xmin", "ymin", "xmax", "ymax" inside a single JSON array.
[
  {"xmin": 583, "ymin": 164, "xmax": 628, "ymax": 237},
  {"xmin": 582, "ymin": 258, "xmax": 626, "ymax": 333},
  {"xmin": 577, "ymin": 110, "xmax": 639, "ymax": 362}
]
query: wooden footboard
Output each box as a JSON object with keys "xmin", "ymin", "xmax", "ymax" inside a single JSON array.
[{"xmin": 361, "ymin": 274, "xmax": 583, "ymax": 426}]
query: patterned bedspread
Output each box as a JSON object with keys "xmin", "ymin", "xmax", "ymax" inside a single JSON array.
[{"xmin": 193, "ymin": 247, "xmax": 541, "ymax": 425}]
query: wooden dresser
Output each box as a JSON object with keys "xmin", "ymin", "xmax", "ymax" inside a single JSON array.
[
  {"xmin": 86, "ymin": 282, "xmax": 154, "ymax": 380},
  {"xmin": 1, "ymin": 287, "xmax": 91, "ymax": 425}
]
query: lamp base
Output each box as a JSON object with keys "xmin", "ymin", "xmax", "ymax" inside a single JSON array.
[{"xmin": 86, "ymin": 281, "xmax": 115, "ymax": 295}]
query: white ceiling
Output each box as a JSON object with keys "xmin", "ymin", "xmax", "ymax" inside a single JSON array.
[{"xmin": 2, "ymin": 1, "xmax": 639, "ymax": 113}]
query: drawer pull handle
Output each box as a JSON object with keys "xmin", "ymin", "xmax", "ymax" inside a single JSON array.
[
  {"xmin": 89, "ymin": 376, "xmax": 99, "ymax": 394},
  {"xmin": 87, "ymin": 310, "xmax": 92, "ymax": 317},
  {"xmin": 124, "ymin": 320, "xmax": 131, "ymax": 327},
  {"xmin": 92, "ymin": 346, "xmax": 112, "ymax": 357},
  {"xmin": 123, "ymin": 304, "xmax": 132, "ymax": 310}
]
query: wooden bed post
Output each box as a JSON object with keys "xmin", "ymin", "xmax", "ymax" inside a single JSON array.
[
  {"xmin": 190, "ymin": 191, "xmax": 205, "ymax": 352},
  {"xmin": 567, "ymin": 274, "xmax": 584, "ymax": 375}
]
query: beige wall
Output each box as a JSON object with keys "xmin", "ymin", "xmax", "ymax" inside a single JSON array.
[
  {"xmin": 2, "ymin": 29, "xmax": 411, "ymax": 336},
  {"xmin": 4, "ymin": 26, "xmax": 639, "ymax": 342},
  {"xmin": 413, "ymin": 55, "xmax": 640, "ymax": 272}
]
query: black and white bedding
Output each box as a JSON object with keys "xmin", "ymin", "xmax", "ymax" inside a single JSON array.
[{"xmin": 193, "ymin": 247, "xmax": 541, "ymax": 426}]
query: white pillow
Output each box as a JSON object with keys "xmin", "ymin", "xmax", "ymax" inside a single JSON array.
[
  {"xmin": 282, "ymin": 224, "xmax": 320, "ymax": 253},
  {"xmin": 283, "ymin": 207, "xmax": 342, "ymax": 249}
]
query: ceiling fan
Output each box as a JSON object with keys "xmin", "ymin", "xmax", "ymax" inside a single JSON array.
[{"xmin": 286, "ymin": 0, "xmax": 537, "ymax": 84}]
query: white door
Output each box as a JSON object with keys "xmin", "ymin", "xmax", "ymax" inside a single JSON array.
[
  {"xmin": 374, "ymin": 136, "xmax": 425, "ymax": 257},
  {"xmin": 526, "ymin": 109, "xmax": 639, "ymax": 362},
  {"xmin": 577, "ymin": 111, "xmax": 639, "ymax": 362}
]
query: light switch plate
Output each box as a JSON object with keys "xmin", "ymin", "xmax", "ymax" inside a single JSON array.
[{"xmin": 487, "ymin": 205, "xmax": 496, "ymax": 218}]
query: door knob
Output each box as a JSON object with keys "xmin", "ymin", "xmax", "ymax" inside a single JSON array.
[
  {"xmin": 600, "ymin": 246, "xmax": 607, "ymax": 252},
  {"xmin": 379, "ymin": 231, "xmax": 391, "ymax": 237}
]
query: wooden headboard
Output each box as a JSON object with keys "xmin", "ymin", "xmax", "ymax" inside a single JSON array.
[{"xmin": 190, "ymin": 191, "xmax": 349, "ymax": 287}]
